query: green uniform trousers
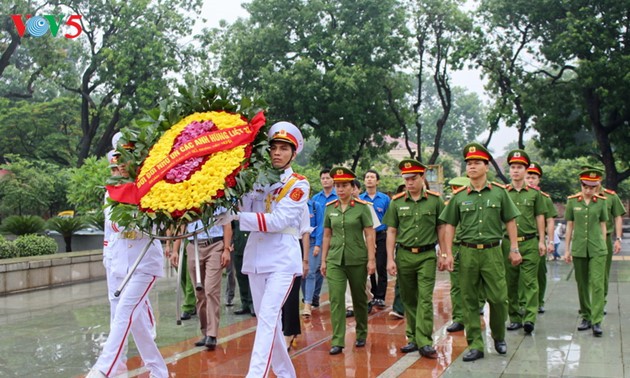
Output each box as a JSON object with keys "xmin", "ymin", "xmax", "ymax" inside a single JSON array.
[
  {"xmin": 537, "ymin": 254, "xmax": 547, "ymax": 307},
  {"xmin": 327, "ymin": 262, "xmax": 368, "ymax": 347},
  {"xmin": 604, "ymin": 235, "xmax": 613, "ymax": 304},
  {"xmin": 503, "ymin": 237, "xmax": 539, "ymax": 324},
  {"xmin": 232, "ymin": 246, "xmax": 253, "ymax": 312},
  {"xmin": 450, "ymin": 244, "xmax": 487, "ymax": 324},
  {"xmin": 179, "ymin": 243, "xmax": 197, "ymax": 313},
  {"xmin": 392, "ymin": 279, "xmax": 413, "ymax": 340},
  {"xmin": 460, "ymin": 245, "xmax": 507, "ymax": 351},
  {"xmin": 396, "ymin": 248, "xmax": 436, "ymax": 348},
  {"xmin": 574, "ymin": 254, "xmax": 606, "ymax": 325}
]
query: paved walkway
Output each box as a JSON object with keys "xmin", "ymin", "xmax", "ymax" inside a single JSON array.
[{"xmin": 1, "ymin": 238, "xmax": 629, "ymax": 377}]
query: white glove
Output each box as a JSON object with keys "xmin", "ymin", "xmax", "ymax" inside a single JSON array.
[{"xmin": 214, "ymin": 210, "xmax": 239, "ymax": 226}]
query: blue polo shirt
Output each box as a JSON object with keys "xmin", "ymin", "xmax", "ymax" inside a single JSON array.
[
  {"xmin": 312, "ymin": 188, "xmax": 338, "ymax": 210},
  {"xmin": 308, "ymin": 199, "xmax": 324, "ymax": 247},
  {"xmin": 359, "ymin": 191, "xmax": 390, "ymax": 233}
]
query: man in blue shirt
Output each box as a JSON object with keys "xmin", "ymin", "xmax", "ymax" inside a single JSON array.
[
  {"xmin": 360, "ymin": 169, "xmax": 390, "ymax": 308},
  {"xmin": 310, "ymin": 168, "xmax": 338, "ymax": 306},
  {"xmin": 301, "ymin": 198, "xmax": 324, "ymax": 316}
]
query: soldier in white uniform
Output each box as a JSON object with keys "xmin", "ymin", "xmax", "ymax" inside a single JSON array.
[
  {"xmin": 226, "ymin": 122, "xmax": 309, "ymax": 378},
  {"xmin": 88, "ymin": 143, "xmax": 168, "ymax": 378}
]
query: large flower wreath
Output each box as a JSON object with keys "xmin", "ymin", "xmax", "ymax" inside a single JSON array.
[{"xmin": 106, "ymin": 86, "xmax": 279, "ymax": 235}]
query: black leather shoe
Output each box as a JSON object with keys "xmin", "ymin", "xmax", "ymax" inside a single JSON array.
[
  {"xmin": 195, "ymin": 336, "xmax": 210, "ymax": 347},
  {"xmin": 205, "ymin": 336, "xmax": 217, "ymax": 350},
  {"xmin": 234, "ymin": 308, "xmax": 250, "ymax": 315},
  {"xmin": 462, "ymin": 349, "xmax": 484, "ymax": 362},
  {"xmin": 577, "ymin": 319, "xmax": 592, "ymax": 331},
  {"xmin": 524, "ymin": 321, "xmax": 534, "ymax": 334},
  {"xmin": 538, "ymin": 306, "xmax": 545, "ymax": 314},
  {"xmin": 374, "ymin": 299, "xmax": 386, "ymax": 308},
  {"xmin": 507, "ymin": 322, "xmax": 523, "ymax": 331},
  {"xmin": 367, "ymin": 302, "xmax": 373, "ymax": 314},
  {"xmin": 447, "ymin": 322, "xmax": 465, "ymax": 332},
  {"xmin": 355, "ymin": 339, "xmax": 366, "ymax": 347},
  {"xmin": 592, "ymin": 323, "xmax": 603, "ymax": 337},
  {"xmin": 181, "ymin": 311, "xmax": 194, "ymax": 320},
  {"xmin": 312, "ymin": 298, "xmax": 320, "ymax": 308},
  {"xmin": 419, "ymin": 345, "xmax": 438, "ymax": 359},
  {"xmin": 400, "ymin": 342, "xmax": 418, "ymax": 353},
  {"xmin": 345, "ymin": 310, "xmax": 354, "ymax": 318},
  {"xmin": 329, "ymin": 346, "xmax": 343, "ymax": 355},
  {"xmin": 494, "ymin": 340, "xmax": 507, "ymax": 354}
]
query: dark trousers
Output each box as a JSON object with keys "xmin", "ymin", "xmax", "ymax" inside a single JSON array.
[
  {"xmin": 282, "ymin": 276, "xmax": 302, "ymax": 337},
  {"xmin": 370, "ymin": 231, "xmax": 388, "ymax": 300}
]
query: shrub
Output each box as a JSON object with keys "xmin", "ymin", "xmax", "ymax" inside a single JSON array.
[
  {"xmin": 0, "ymin": 215, "xmax": 45, "ymax": 235},
  {"xmin": 46, "ymin": 216, "xmax": 89, "ymax": 252},
  {"xmin": 0, "ymin": 238, "xmax": 19, "ymax": 259},
  {"xmin": 14, "ymin": 234, "xmax": 58, "ymax": 257}
]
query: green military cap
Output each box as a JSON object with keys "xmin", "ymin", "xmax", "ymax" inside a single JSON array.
[
  {"xmin": 448, "ymin": 176, "xmax": 470, "ymax": 188},
  {"xmin": 330, "ymin": 166, "xmax": 356, "ymax": 182},
  {"xmin": 580, "ymin": 164, "xmax": 605, "ymax": 175},
  {"xmin": 507, "ymin": 149, "xmax": 530, "ymax": 166},
  {"xmin": 579, "ymin": 168, "xmax": 603, "ymax": 187},
  {"xmin": 462, "ymin": 142, "xmax": 491, "ymax": 161},
  {"xmin": 398, "ymin": 159, "xmax": 427, "ymax": 177},
  {"xmin": 527, "ymin": 162, "xmax": 543, "ymax": 176}
]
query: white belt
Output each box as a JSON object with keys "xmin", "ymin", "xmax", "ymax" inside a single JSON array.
[{"xmin": 277, "ymin": 227, "xmax": 298, "ymax": 236}]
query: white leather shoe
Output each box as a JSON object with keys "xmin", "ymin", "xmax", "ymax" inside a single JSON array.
[{"xmin": 86, "ymin": 368, "xmax": 107, "ymax": 378}]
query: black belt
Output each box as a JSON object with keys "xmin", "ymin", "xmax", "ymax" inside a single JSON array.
[
  {"xmin": 195, "ymin": 236, "xmax": 223, "ymax": 246},
  {"xmin": 399, "ymin": 243, "xmax": 435, "ymax": 254},
  {"xmin": 516, "ymin": 234, "xmax": 536, "ymax": 242},
  {"xmin": 460, "ymin": 240, "xmax": 500, "ymax": 250}
]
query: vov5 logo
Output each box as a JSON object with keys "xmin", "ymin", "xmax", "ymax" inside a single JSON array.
[{"xmin": 11, "ymin": 14, "xmax": 83, "ymax": 39}]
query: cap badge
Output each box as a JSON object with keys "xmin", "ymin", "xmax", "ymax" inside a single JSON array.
[
  {"xmin": 514, "ymin": 152, "xmax": 521, "ymax": 157},
  {"xmin": 404, "ymin": 162, "xmax": 412, "ymax": 168},
  {"xmin": 336, "ymin": 169, "xmax": 344, "ymax": 175},
  {"xmin": 469, "ymin": 146, "xmax": 476, "ymax": 153}
]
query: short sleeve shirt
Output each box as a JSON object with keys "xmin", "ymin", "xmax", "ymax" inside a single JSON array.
[
  {"xmin": 565, "ymin": 195, "xmax": 608, "ymax": 257},
  {"xmin": 383, "ymin": 189, "xmax": 444, "ymax": 246},
  {"xmin": 439, "ymin": 182, "xmax": 520, "ymax": 244},
  {"xmin": 506, "ymin": 185, "xmax": 546, "ymax": 235},
  {"xmin": 602, "ymin": 188, "xmax": 627, "ymax": 235},
  {"xmin": 324, "ymin": 200, "xmax": 373, "ymax": 266},
  {"xmin": 359, "ymin": 191, "xmax": 390, "ymax": 232}
]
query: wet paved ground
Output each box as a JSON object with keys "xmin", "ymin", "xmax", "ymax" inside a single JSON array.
[{"xmin": 1, "ymin": 238, "xmax": 630, "ymax": 377}]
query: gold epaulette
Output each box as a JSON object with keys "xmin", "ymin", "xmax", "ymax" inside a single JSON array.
[
  {"xmin": 595, "ymin": 193, "xmax": 607, "ymax": 200},
  {"xmin": 426, "ymin": 189, "xmax": 441, "ymax": 197},
  {"xmin": 540, "ymin": 191, "xmax": 551, "ymax": 198},
  {"xmin": 452, "ymin": 186, "xmax": 467, "ymax": 195},
  {"xmin": 354, "ymin": 198, "xmax": 369, "ymax": 205},
  {"xmin": 568, "ymin": 193, "xmax": 581, "ymax": 199},
  {"xmin": 326, "ymin": 199, "xmax": 339, "ymax": 206},
  {"xmin": 291, "ymin": 172, "xmax": 307, "ymax": 180},
  {"xmin": 604, "ymin": 188, "xmax": 616, "ymax": 195},
  {"xmin": 492, "ymin": 182, "xmax": 507, "ymax": 189},
  {"xmin": 391, "ymin": 192, "xmax": 406, "ymax": 200}
]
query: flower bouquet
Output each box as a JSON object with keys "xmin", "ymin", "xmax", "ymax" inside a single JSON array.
[{"xmin": 106, "ymin": 85, "xmax": 279, "ymax": 235}]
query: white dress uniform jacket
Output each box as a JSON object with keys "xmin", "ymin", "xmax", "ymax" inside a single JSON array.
[{"xmin": 240, "ymin": 167, "xmax": 310, "ymax": 275}]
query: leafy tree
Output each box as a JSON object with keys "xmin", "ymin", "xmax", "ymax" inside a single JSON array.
[
  {"xmin": 66, "ymin": 155, "xmax": 109, "ymax": 213},
  {"xmin": 0, "ymin": 215, "xmax": 45, "ymax": 235},
  {"xmin": 46, "ymin": 216, "xmax": 88, "ymax": 251},
  {"xmin": 209, "ymin": 0, "xmax": 409, "ymax": 170}
]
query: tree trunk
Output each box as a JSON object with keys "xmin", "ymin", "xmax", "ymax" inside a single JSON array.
[{"xmin": 63, "ymin": 236, "xmax": 72, "ymax": 252}]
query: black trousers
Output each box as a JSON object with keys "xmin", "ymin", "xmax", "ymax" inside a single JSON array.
[
  {"xmin": 370, "ymin": 231, "xmax": 388, "ymax": 300},
  {"xmin": 282, "ymin": 276, "xmax": 302, "ymax": 336}
]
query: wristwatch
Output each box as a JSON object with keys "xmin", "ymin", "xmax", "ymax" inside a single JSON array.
[{"xmin": 616, "ymin": 237, "xmax": 622, "ymax": 242}]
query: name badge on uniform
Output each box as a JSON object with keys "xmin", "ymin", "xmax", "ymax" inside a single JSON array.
[
  {"xmin": 462, "ymin": 201, "xmax": 473, "ymax": 205},
  {"xmin": 574, "ymin": 207, "xmax": 582, "ymax": 211},
  {"xmin": 400, "ymin": 206, "xmax": 410, "ymax": 210},
  {"xmin": 330, "ymin": 213, "xmax": 339, "ymax": 217}
]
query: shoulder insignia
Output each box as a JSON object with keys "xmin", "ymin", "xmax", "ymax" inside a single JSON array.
[
  {"xmin": 540, "ymin": 191, "xmax": 550, "ymax": 198},
  {"xmin": 568, "ymin": 193, "xmax": 581, "ymax": 199},
  {"xmin": 426, "ymin": 189, "xmax": 441, "ymax": 197},
  {"xmin": 595, "ymin": 193, "xmax": 607, "ymax": 200},
  {"xmin": 326, "ymin": 199, "xmax": 339, "ymax": 206},
  {"xmin": 528, "ymin": 184, "xmax": 541, "ymax": 191},
  {"xmin": 492, "ymin": 182, "xmax": 506, "ymax": 189},
  {"xmin": 604, "ymin": 188, "xmax": 616, "ymax": 195},
  {"xmin": 291, "ymin": 172, "xmax": 307, "ymax": 180},
  {"xmin": 354, "ymin": 198, "xmax": 369, "ymax": 205},
  {"xmin": 452, "ymin": 186, "xmax": 467, "ymax": 195},
  {"xmin": 392, "ymin": 192, "xmax": 406, "ymax": 200}
]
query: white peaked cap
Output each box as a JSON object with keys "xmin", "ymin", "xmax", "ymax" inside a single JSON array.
[{"xmin": 267, "ymin": 121, "xmax": 304, "ymax": 154}]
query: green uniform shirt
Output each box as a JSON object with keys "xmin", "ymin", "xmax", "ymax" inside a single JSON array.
[
  {"xmin": 324, "ymin": 199, "xmax": 373, "ymax": 266},
  {"xmin": 439, "ymin": 182, "xmax": 520, "ymax": 244},
  {"xmin": 505, "ymin": 184, "xmax": 546, "ymax": 235},
  {"xmin": 601, "ymin": 188, "xmax": 626, "ymax": 235},
  {"xmin": 565, "ymin": 194, "xmax": 608, "ymax": 257},
  {"xmin": 383, "ymin": 189, "xmax": 445, "ymax": 246},
  {"xmin": 542, "ymin": 193, "xmax": 558, "ymax": 219}
]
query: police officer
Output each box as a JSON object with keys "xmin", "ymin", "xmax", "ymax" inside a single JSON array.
[
  {"xmin": 503, "ymin": 150, "xmax": 546, "ymax": 334},
  {"xmin": 230, "ymin": 121, "xmax": 310, "ymax": 377},
  {"xmin": 321, "ymin": 166, "xmax": 376, "ymax": 355},
  {"xmin": 525, "ymin": 162, "xmax": 557, "ymax": 314},
  {"xmin": 384, "ymin": 159, "xmax": 444, "ymax": 359},
  {"xmin": 439, "ymin": 142, "xmax": 521, "ymax": 362},
  {"xmin": 563, "ymin": 168, "xmax": 609, "ymax": 336}
]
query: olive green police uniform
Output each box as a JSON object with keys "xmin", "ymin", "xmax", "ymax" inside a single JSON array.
[
  {"xmin": 537, "ymin": 191, "xmax": 557, "ymax": 307},
  {"xmin": 384, "ymin": 186, "xmax": 444, "ymax": 349},
  {"xmin": 324, "ymin": 168, "xmax": 374, "ymax": 349},
  {"xmin": 600, "ymin": 188, "xmax": 626, "ymax": 302},
  {"xmin": 565, "ymin": 190, "xmax": 608, "ymax": 327}
]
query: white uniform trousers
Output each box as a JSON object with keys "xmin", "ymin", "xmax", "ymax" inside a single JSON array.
[
  {"xmin": 345, "ymin": 277, "xmax": 373, "ymax": 311},
  {"xmin": 93, "ymin": 273, "xmax": 167, "ymax": 378},
  {"xmin": 246, "ymin": 272, "xmax": 296, "ymax": 378}
]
